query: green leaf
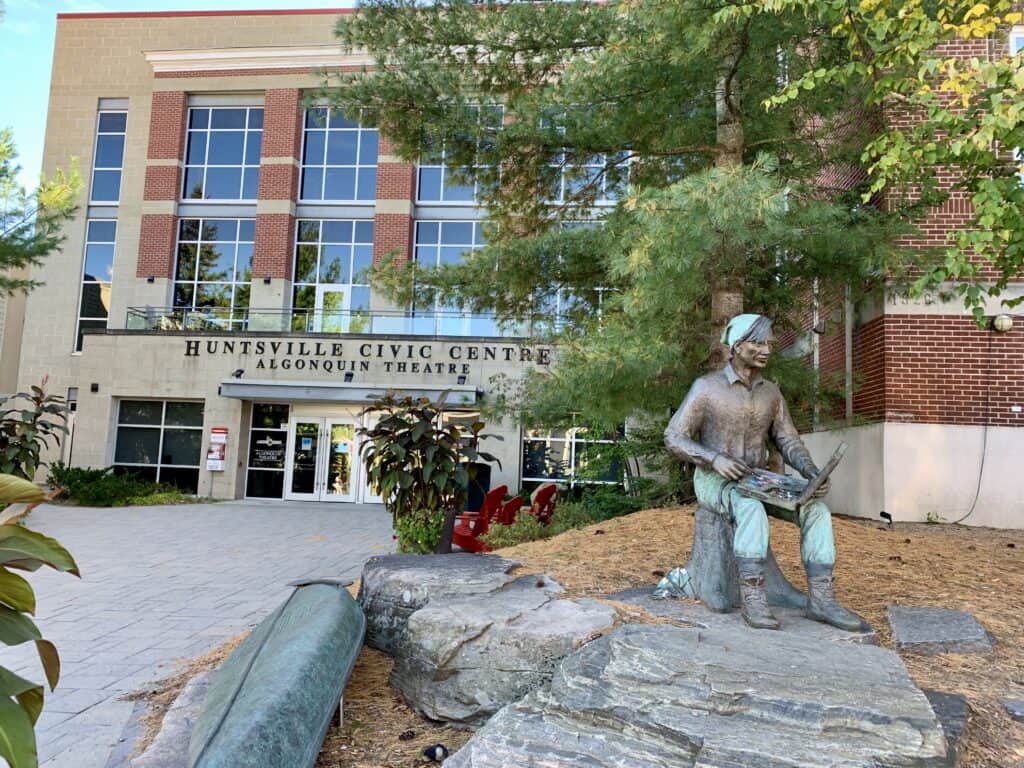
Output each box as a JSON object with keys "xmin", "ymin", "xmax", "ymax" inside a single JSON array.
[
  {"xmin": 0, "ymin": 668, "xmax": 43, "ymax": 725},
  {"xmin": 34, "ymin": 641, "xmax": 59, "ymax": 691},
  {"xmin": 0, "ymin": 528, "xmax": 79, "ymax": 577},
  {"xmin": 0, "ymin": 694, "xmax": 38, "ymax": 768},
  {"xmin": 0, "ymin": 568, "xmax": 34, "ymax": 615},
  {"xmin": 0, "ymin": 608, "xmax": 41, "ymax": 647},
  {"xmin": 0, "ymin": 477, "xmax": 44, "ymax": 506}
]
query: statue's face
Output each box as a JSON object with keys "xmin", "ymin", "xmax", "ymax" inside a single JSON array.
[{"xmin": 733, "ymin": 339, "xmax": 771, "ymax": 369}]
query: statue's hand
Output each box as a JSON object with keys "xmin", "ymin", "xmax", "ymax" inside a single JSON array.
[
  {"xmin": 811, "ymin": 478, "xmax": 831, "ymax": 498},
  {"xmin": 712, "ymin": 453, "xmax": 749, "ymax": 481}
]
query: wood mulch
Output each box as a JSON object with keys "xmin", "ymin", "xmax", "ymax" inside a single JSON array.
[{"xmin": 135, "ymin": 505, "xmax": 1024, "ymax": 767}]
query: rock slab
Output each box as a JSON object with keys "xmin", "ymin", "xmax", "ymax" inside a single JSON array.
[
  {"xmin": 1002, "ymin": 698, "xmax": 1024, "ymax": 722},
  {"xmin": 447, "ymin": 623, "xmax": 951, "ymax": 768},
  {"xmin": 887, "ymin": 606, "xmax": 995, "ymax": 655},
  {"xmin": 358, "ymin": 553, "xmax": 520, "ymax": 654},
  {"xmin": 609, "ymin": 587, "xmax": 878, "ymax": 644},
  {"xmin": 924, "ymin": 690, "xmax": 970, "ymax": 765},
  {"xmin": 392, "ymin": 576, "xmax": 616, "ymax": 727}
]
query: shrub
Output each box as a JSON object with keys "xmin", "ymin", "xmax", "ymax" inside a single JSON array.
[
  {"xmin": 47, "ymin": 463, "xmax": 197, "ymax": 507},
  {"xmin": 0, "ymin": 379, "xmax": 68, "ymax": 480},
  {"xmin": 481, "ymin": 500, "xmax": 596, "ymax": 549}
]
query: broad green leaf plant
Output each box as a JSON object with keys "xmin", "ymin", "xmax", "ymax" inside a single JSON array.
[
  {"xmin": 0, "ymin": 474, "xmax": 79, "ymax": 768},
  {"xmin": 359, "ymin": 394, "xmax": 500, "ymax": 553},
  {"xmin": 0, "ymin": 382, "xmax": 68, "ymax": 482}
]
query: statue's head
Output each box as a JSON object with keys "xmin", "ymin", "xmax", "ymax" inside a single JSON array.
[{"xmin": 722, "ymin": 314, "xmax": 773, "ymax": 369}]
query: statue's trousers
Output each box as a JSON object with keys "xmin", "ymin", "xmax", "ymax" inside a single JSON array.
[{"xmin": 693, "ymin": 468, "xmax": 836, "ymax": 566}]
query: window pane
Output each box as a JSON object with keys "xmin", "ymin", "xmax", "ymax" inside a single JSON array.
[
  {"xmin": 165, "ymin": 401, "xmax": 204, "ymax": 427},
  {"xmin": 196, "ymin": 244, "xmax": 233, "ymax": 282},
  {"xmin": 207, "ymin": 132, "xmax": 244, "ymax": 165},
  {"xmin": 179, "ymin": 219, "xmax": 200, "ymax": 241},
  {"xmin": 297, "ymin": 220, "xmax": 320, "ymax": 242},
  {"xmin": 293, "ymin": 284, "xmax": 315, "ymax": 309},
  {"xmin": 415, "ymin": 221, "xmax": 439, "ymax": 245},
  {"xmin": 84, "ymin": 244, "xmax": 114, "ymax": 280},
  {"xmin": 235, "ymin": 283, "xmax": 251, "ymax": 310},
  {"xmin": 161, "ymin": 429, "xmax": 202, "ymax": 465},
  {"xmin": 87, "ymin": 220, "xmax": 116, "ymax": 242},
  {"xmin": 119, "ymin": 400, "xmax": 163, "ymax": 425},
  {"xmin": 189, "ymin": 109, "xmax": 209, "ymax": 129},
  {"xmin": 351, "ymin": 286, "xmax": 370, "ymax": 311},
  {"xmin": 294, "ymin": 244, "xmax": 318, "ymax": 283},
  {"xmin": 356, "ymin": 168, "xmax": 377, "ymax": 200},
  {"xmin": 186, "ymin": 133, "xmax": 207, "ymax": 164},
  {"xmin": 76, "ymin": 319, "xmax": 107, "ymax": 351},
  {"xmin": 246, "ymin": 470, "xmax": 284, "ymax": 498},
  {"xmin": 91, "ymin": 170, "xmax": 121, "ymax": 201},
  {"xmin": 252, "ymin": 404, "xmax": 289, "ymax": 429},
  {"xmin": 440, "ymin": 221, "xmax": 474, "ymax": 244},
  {"xmin": 80, "ymin": 280, "xmax": 110, "ymax": 316},
  {"xmin": 235, "ymin": 243, "xmax": 253, "ymax": 281},
  {"xmin": 354, "ymin": 221, "xmax": 374, "ymax": 243},
  {"xmin": 98, "ymin": 112, "xmax": 127, "ymax": 132},
  {"xmin": 195, "ymin": 284, "xmax": 232, "ymax": 307},
  {"xmin": 210, "ymin": 108, "xmax": 246, "ymax": 129},
  {"xmin": 352, "ymin": 244, "xmax": 373, "ymax": 278},
  {"xmin": 202, "ymin": 219, "xmax": 238, "ymax": 241},
  {"xmin": 322, "ymin": 220, "xmax": 352, "ymax": 242},
  {"xmin": 359, "ymin": 131, "xmax": 378, "ymax": 164},
  {"xmin": 175, "ymin": 244, "xmax": 197, "ymax": 281},
  {"xmin": 440, "ymin": 246, "xmax": 467, "ymax": 266},
  {"xmin": 306, "ymin": 107, "xmax": 327, "ymax": 128},
  {"xmin": 443, "ymin": 179, "xmax": 474, "ymax": 202},
  {"xmin": 238, "ymin": 220, "xmax": 255, "ymax": 241},
  {"xmin": 320, "ymin": 244, "xmax": 350, "ymax": 282},
  {"xmin": 183, "ymin": 167, "xmax": 205, "ymax": 199},
  {"xmin": 323, "ymin": 167, "xmax": 355, "ymax": 200},
  {"xmin": 114, "ymin": 427, "xmax": 161, "ymax": 464},
  {"xmin": 94, "ymin": 134, "xmax": 125, "ymax": 168},
  {"xmin": 417, "ymin": 168, "xmax": 442, "ymax": 201},
  {"xmin": 159, "ymin": 467, "xmax": 199, "ymax": 493},
  {"xmin": 301, "ymin": 167, "xmax": 323, "ymax": 200},
  {"xmin": 303, "ymin": 131, "xmax": 326, "ymax": 165},
  {"xmin": 173, "ymin": 282, "xmax": 195, "ymax": 308},
  {"xmin": 242, "ymin": 168, "xmax": 259, "ymax": 199},
  {"xmin": 249, "ymin": 430, "xmax": 287, "ymax": 469},
  {"xmin": 326, "ymin": 131, "xmax": 358, "ymax": 164},
  {"xmin": 244, "ymin": 132, "xmax": 262, "ymax": 165},
  {"xmin": 522, "ymin": 440, "xmax": 570, "ymax": 480},
  {"xmin": 248, "ymin": 109, "xmax": 264, "ymax": 129}
]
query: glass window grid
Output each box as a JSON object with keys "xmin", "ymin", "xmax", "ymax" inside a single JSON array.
[
  {"xmin": 1011, "ymin": 27, "xmax": 1024, "ymax": 55},
  {"xmin": 173, "ymin": 218, "xmax": 254, "ymax": 329},
  {"xmin": 182, "ymin": 107, "xmax": 263, "ymax": 201},
  {"xmin": 75, "ymin": 220, "xmax": 116, "ymax": 352},
  {"xmin": 113, "ymin": 400, "xmax": 203, "ymax": 488},
  {"xmin": 300, "ymin": 108, "xmax": 379, "ymax": 202},
  {"xmin": 292, "ymin": 220, "xmax": 375, "ymax": 329},
  {"xmin": 521, "ymin": 427, "xmax": 620, "ymax": 487},
  {"xmin": 245, "ymin": 403, "xmax": 289, "ymax": 499},
  {"xmin": 416, "ymin": 105, "xmax": 502, "ymax": 204},
  {"xmin": 547, "ymin": 151, "xmax": 628, "ymax": 206},
  {"xmin": 89, "ymin": 110, "xmax": 127, "ymax": 204}
]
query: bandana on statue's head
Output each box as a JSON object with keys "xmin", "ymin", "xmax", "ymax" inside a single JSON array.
[{"xmin": 721, "ymin": 313, "xmax": 773, "ymax": 348}]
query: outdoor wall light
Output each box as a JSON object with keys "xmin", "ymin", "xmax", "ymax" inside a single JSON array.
[
  {"xmin": 146, "ymin": 275, "xmax": 155, "ymax": 283},
  {"xmin": 90, "ymin": 383, "xmax": 99, "ymax": 393},
  {"xmin": 231, "ymin": 369, "xmax": 245, "ymax": 379},
  {"xmin": 457, "ymin": 374, "xmax": 468, "ymax": 385},
  {"xmin": 344, "ymin": 371, "xmax": 355, "ymax": 383},
  {"xmin": 263, "ymin": 276, "xmax": 272, "ymax": 284},
  {"xmin": 992, "ymin": 313, "xmax": 1014, "ymax": 333}
]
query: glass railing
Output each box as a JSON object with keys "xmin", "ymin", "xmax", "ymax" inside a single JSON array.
[{"xmin": 123, "ymin": 306, "xmax": 558, "ymax": 338}]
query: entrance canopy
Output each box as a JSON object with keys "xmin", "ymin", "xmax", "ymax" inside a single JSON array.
[{"xmin": 218, "ymin": 379, "xmax": 480, "ymax": 406}]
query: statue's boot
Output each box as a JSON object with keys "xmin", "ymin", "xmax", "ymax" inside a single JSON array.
[
  {"xmin": 805, "ymin": 563, "xmax": 870, "ymax": 632},
  {"xmin": 737, "ymin": 557, "xmax": 781, "ymax": 630}
]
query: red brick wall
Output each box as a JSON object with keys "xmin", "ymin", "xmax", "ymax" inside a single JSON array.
[
  {"xmin": 879, "ymin": 314, "xmax": 1024, "ymax": 427},
  {"xmin": 261, "ymin": 88, "xmax": 302, "ymax": 160},
  {"xmin": 143, "ymin": 165, "xmax": 180, "ymax": 202},
  {"xmin": 253, "ymin": 89, "xmax": 302, "ymax": 280},
  {"xmin": 136, "ymin": 215, "xmax": 177, "ymax": 279},
  {"xmin": 374, "ymin": 213, "xmax": 413, "ymax": 266},
  {"xmin": 376, "ymin": 161, "xmax": 415, "ymax": 200},
  {"xmin": 852, "ymin": 315, "xmax": 886, "ymax": 419},
  {"xmin": 252, "ymin": 214, "xmax": 295, "ymax": 280},
  {"xmin": 146, "ymin": 91, "xmax": 187, "ymax": 161}
]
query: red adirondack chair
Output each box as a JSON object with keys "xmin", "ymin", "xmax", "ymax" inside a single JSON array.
[
  {"xmin": 496, "ymin": 496, "xmax": 525, "ymax": 526},
  {"xmin": 452, "ymin": 485, "xmax": 508, "ymax": 553},
  {"xmin": 529, "ymin": 483, "xmax": 558, "ymax": 526}
]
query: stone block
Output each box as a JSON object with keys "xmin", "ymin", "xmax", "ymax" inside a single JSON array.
[
  {"xmin": 924, "ymin": 689, "xmax": 970, "ymax": 764},
  {"xmin": 1002, "ymin": 698, "xmax": 1024, "ymax": 722},
  {"xmin": 887, "ymin": 606, "xmax": 995, "ymax": 655},
  {"xmin": 357, "ymin": 553, "xmax": 520, "ymax": 654}
]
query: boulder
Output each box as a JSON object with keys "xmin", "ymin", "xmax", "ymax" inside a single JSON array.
[
  {"xmin": 358, "ymin": 553, "xmax": 520, "ymax": 654},
  {"xmin": 924, "ymin": 690, "xmax": 971, "ymax": 764},
  {"xmin": 887, "ymin": 606, "xmax": 995, "ymax": 655},
  {"xmin": 1002, "ymin": 698, "xmax": 1024, "ymax": 723},
  {"xmin": 447, "ymin": 623, "xmax": 951, "ymax": 768},
  {"xmin": 392, "ymin": 575, "xmax": 616, "ymax": 727}
]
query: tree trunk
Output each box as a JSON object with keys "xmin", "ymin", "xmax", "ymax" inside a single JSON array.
[
  {"xmin": 435, "ymin": 508, "xmax": 457, "ymax": 554},
  {"xmin": 681, "ymin": 504, "xmax": 806, "ymax": 611}
]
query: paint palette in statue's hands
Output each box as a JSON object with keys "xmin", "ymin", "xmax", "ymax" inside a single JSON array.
[{"xmin": 735, "ymin": 443, "xmax": 847, "ymax": 512}]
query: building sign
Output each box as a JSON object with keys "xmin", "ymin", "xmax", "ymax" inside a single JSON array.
[
  {"xmin": 183, "ymin": 339, "xmax": 553, "ymax": 377},
  {"xmin": 206, "ymin": 427, "xmax": 228, "ymax": 471},
  {"xmin": 250, "ymin": 434, "xmax": 285, "ymax": 469}
]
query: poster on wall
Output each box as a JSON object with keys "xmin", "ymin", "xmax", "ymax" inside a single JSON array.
[{"xmin": 206, "ymin": 427, "xmax": 228, "ymax": 471}]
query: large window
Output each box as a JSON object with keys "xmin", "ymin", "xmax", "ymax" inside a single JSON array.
[
  {"xmin": 90, "ymin": 111, "xmax": 126, "ymax": 203},
  {"xmin": 76, "ymin": 220, "xmax": 115, "ymax": 351},
  {"xmin": 246, "ymin": 403, "xmax": 289, "ymax": 498},
  {"xmin": 300, "ymin": 108, "xmax": 378, "ymax": 202},
  {"xmin": 417, "ymin": 105, "xmax": 502, "ymax": 204},
  {"xmin": 183, "ymin": 107, "xmax": 263, "ymax": 200},
  {"xmin": 173, "ymin": 218, "xmax": 253, "ymax": 327},
  {"xmin": 1011, "ymin": 27, "xmax": 1024, "ymax": 55},
  {"xmin": 521, "ymin": 427, "xmax": 622, "ymax": 489},
  {"xmin": 292, "ymin": 220, "xmax": 374, "ymax": 331},
  {"xmin": 547, "ymin": 151, "xmax": 628, "ymax": 205},
  {"xmin": 114, "ymin": 400, "xmax": 203, "ymax": 492},
  {"xmin": 413, "ymin": 220, "xmax": 498, "ymax": 335}
]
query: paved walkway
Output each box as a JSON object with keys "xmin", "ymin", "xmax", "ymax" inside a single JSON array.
[{"xmin": 2, "ymin": 500, "xmax": 394, "ymax": 768}]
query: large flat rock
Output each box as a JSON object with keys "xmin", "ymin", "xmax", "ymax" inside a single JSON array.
[
  {"xmin": 887, "ymin": 606, "xmax": 995, "ymax": 655},
  {"xmin": 447, "ymin": 623, "xmax": 951, "ymax": 768},
  {"xmin": 358, "ymin": 553, "xmax": 520, "ymax": 653},
  {"xmin": 392, "ymin": 576, "xmax": 616, "ymax": 727},
  {"xmin": 609, "ymin": 587, "xmax": 878, "ymax": 644}
]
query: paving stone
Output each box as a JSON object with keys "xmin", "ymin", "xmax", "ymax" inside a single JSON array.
[
  {"xmin": 887, "ymin": 606, "xmax": 995, "ymax": 655},
  {"xmin": 1002, "ymin": 698, "xmax": 1024, "ymax": 722},
  {"xmin": 609, "ymin": 587, "xmax": 878, "ymax": 644},
  {"xmin": 130, "ymin": 671, "xmax": 212, "ymax": 767}
]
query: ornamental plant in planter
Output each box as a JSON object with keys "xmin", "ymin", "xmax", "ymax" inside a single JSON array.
[{"xmin": 359, "ymin": 394, "xmax": 499, "ymax": 554}]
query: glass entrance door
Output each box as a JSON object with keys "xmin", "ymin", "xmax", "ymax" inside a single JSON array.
[{"xmin": 284, "ymin": 417, "xmax": 359, "ymax": 501}]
